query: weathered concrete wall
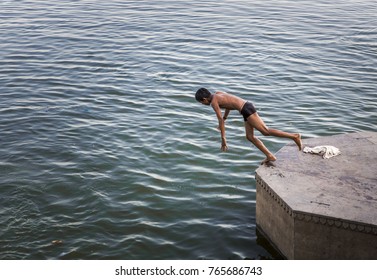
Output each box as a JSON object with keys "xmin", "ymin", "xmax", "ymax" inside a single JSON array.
[
  {"xmin": 256, "ymin": 174, "xmax": 294, "ymax": 258},
  {"xmin": 255, "ymin": 131, "xmax": 377, "ymax": 259},
  {"xmin": 294, "ymin": 215, "xmax": 377, "ymax": 259}
]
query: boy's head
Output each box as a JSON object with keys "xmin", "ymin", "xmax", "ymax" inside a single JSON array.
[{"xmin": 195, "ymin": 88, "xmax": 212, "ymax": 105}]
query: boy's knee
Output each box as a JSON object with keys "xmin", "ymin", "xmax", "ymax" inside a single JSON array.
[
  {"xmin": 246, "ymin": 134, "xmax": 257, "ymax": 143},
  {"xmin": 260, "ymin": 129, "xmax": 270, "ymax": 136}
]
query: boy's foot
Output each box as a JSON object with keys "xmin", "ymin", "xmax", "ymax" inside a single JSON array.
[
  {"xmin": 261, "ymin": 159, "xmax": 276, "ymax": 167},
  {"xmin": 261, "ymin": 155, "xmax": 277, "ymax": 166},
  {"xmin": 294, "ymin": 133, "xmax": 303, "ymax": 151}
]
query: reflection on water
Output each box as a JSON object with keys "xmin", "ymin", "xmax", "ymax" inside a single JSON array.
[{"xmin": 0, "ymin": 0, "xmax": 376, "ymax": 259}]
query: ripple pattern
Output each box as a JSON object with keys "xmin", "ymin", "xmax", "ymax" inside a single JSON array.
[{"xmin": 0, "ymin": 0, "xmax": 376, "ymax": 259}]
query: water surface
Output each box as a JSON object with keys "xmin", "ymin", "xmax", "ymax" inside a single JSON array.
[{"xmin": 0, "ymin": 0, "xmax": 376, "ymax": 259}]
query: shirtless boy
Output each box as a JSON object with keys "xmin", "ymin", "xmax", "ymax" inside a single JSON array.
[{"xmin": 195, "ymin": 88, "xmax": 302, "ymax": 165}]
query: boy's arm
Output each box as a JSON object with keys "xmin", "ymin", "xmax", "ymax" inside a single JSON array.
[
  {"xmin": 211, "ymin": 102, "xmax": 228, "ymax": 152},
  {"xmin": 223, "ymin": 109, "xmax": 230, "ymax": 120},
  {"xmin": 217, "ymin": 109, "xmax": 230, "ymax": 129}
]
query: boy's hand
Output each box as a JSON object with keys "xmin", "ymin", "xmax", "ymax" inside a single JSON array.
[
  {"xmin": 221, "ymin": 142, "xmax": 228, "ymax": 152},
  {"xmin": 221, "ymin": 144, "xmax": 228, "ymax": 152}
]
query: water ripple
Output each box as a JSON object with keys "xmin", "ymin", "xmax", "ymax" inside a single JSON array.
[{"xmin": 1, "ymin": 0, "xmax": 376, "ymax": 260}]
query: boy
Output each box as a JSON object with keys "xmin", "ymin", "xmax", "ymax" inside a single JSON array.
[{"xmin": 195, "ymin": 88, "xmax": 302, "ymax": 165}]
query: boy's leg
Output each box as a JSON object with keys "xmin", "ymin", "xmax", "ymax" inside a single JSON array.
[
  {"xmin": 246, "ymin": 113, "xmax": 302, "ymax": 150},
  {"xmin": 245, "ymin": 121, "xmax": 277, "ymax": 163}
]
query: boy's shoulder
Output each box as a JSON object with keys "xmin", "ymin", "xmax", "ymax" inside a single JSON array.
[
  {"xmin": 214, "ymin": 91, "xmax": 237, "ymax": 101},
  {"xmin": 213, "ymin": 91, "xmax": 229, "ymax": 99}
]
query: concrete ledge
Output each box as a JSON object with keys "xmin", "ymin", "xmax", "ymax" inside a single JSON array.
[{"xmin": 255, "ymin": 131, "xmax": 377, "ymax": 259}]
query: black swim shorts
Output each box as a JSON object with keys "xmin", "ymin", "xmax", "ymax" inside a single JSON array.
[{"xmin": 240, "ymin": 101, "xmax": 257, "ymax": 121}]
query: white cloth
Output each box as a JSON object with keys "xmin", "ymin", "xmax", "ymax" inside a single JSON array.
[{"xmin": 303, "ymin": 145, "xmax": 341, "ymax": 159}]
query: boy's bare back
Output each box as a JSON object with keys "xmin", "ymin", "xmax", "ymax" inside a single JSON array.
[{"xmin": 211, "ymin": 91, "xmax": 246, "ymax": 112}]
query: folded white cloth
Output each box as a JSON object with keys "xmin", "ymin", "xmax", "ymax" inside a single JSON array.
[{"xmin": 303, "ymin": 145, "xmax": 341, "ymax": 159}]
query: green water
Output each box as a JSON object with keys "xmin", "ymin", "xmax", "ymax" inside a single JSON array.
[{"xmin": 0, "ymin": 0, "xmax": 376, "ymax": 259}]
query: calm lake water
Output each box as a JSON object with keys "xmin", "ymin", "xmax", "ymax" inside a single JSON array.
[{"xmin": 0, "ymin": 0, "xmax": 376, "ymax": 259}]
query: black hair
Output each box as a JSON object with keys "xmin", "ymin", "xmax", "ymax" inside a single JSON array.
[{"xmin": 195, "ymin": 88, "xmax": 211, "ymax": 102}]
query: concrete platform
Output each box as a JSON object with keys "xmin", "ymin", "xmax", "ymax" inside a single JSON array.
[{"xmin": 255, "ymin": 131, "xmax": 377, "ymax": 259}]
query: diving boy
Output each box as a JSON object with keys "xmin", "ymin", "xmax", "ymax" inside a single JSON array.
[{"xmin": 195, "ymin": 88, "xmax": 302, "ymax": 165}]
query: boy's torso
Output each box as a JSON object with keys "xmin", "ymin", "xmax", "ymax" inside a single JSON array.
[{"xmin": 214, "ymin": 91, "xmax": 246, "ymax": 112}]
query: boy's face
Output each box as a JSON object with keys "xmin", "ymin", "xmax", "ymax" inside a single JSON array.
[{"xmin": 200, "ymin": 98, "xmax": 211, "ymax": 106}]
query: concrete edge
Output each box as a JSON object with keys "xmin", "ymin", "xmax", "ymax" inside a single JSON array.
[{"xmin": 255, "ymin": 172, "xmax": 377, "ymax": 236}]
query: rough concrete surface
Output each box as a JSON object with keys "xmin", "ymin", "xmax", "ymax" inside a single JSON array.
[{"xmin": 255, "ymin": 131, "xmax": 377, "ymax": 259}]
